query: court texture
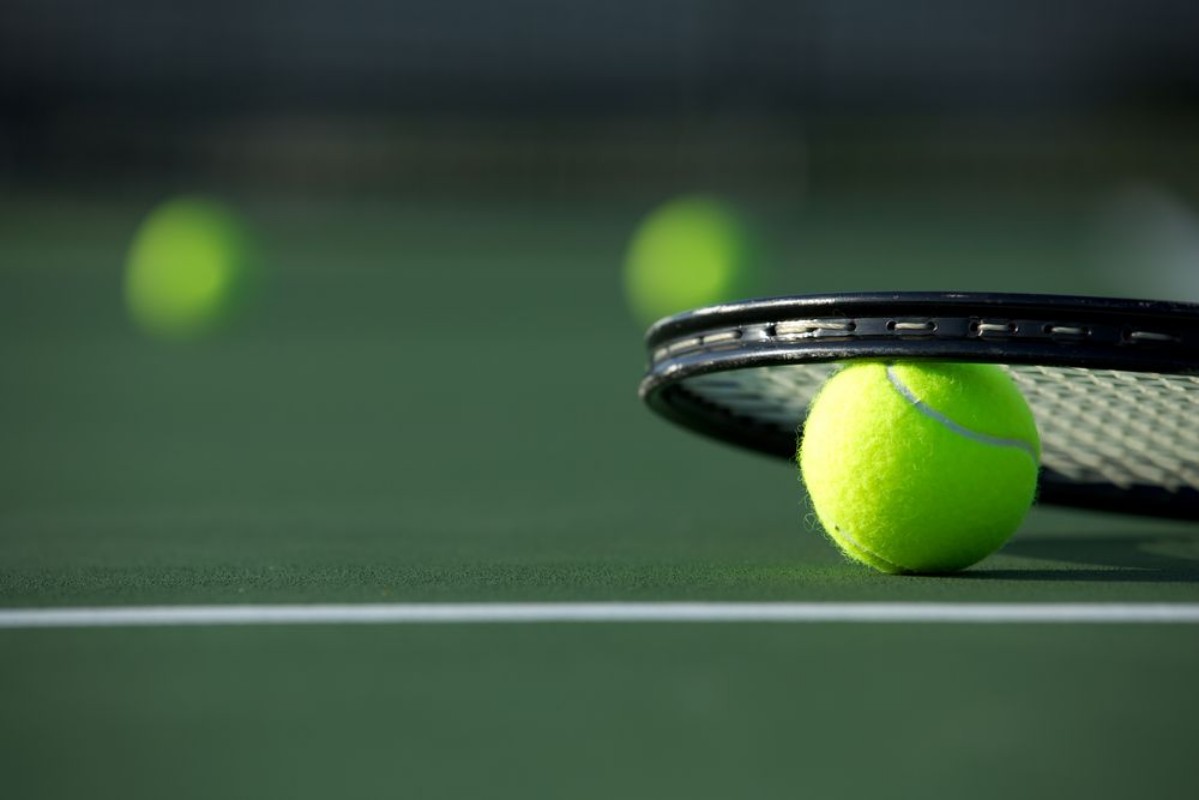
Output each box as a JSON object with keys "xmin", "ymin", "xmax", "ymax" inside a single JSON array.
[{"xmin": 2, "ymin": 191, "xmax": 1197, "ymax": 799}]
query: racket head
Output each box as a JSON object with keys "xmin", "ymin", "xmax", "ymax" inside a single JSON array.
[{"xmin": 640, "ymin": 292, "xmax": 1199, "ymax": 519}]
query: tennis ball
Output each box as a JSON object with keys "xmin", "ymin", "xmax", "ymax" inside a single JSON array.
[
  {"xmin": 623, "ymin": 195, "xmax": 761, "ymax": 327},
  {"xmin": 125, "ymin": 197, "xmax": 253, "ymax": 340},
  {"xmin": 798, "ymin": 362, "xmax": 1040, "ymax": 574}
]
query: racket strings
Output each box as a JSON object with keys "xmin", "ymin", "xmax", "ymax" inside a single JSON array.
[
  {"xmin": 681, "ymin": 364, "xmax": 1199, "ymax": 495},
  {"xmin": 1008, "ymin": 366, "xmax": 1199, "ymax": 492}
]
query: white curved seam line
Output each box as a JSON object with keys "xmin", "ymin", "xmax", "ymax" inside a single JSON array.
[
  {"xmin": 886, "ymin": 367, "xmax": 1038, "ymax": 461},
  {"xmin": 832, "ymin": 524, "xmax": 911, "ymax": 573}
]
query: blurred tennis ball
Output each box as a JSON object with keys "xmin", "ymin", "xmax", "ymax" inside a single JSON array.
[
  {"xmin": 125, "ymin": 197, "xmax": 255, "ymax": 340},
  {"xmin": 623, "ymin": 195, "xmax": 762, "ymax": 328}
]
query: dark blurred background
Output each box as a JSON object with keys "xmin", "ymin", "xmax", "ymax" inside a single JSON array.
[{"xmin": 3, "ymin": 0, "xmax": 1198, "ymax": 200}]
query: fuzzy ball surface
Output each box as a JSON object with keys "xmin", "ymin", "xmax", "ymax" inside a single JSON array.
[{"xmin": 798, "ymin": 362, "xmax": 1041, "ymax": 574}]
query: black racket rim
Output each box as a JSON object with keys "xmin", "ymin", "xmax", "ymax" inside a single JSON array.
[{"xmin": 640, "ymin": 291, "xmax": 1199, "ymax": 520}]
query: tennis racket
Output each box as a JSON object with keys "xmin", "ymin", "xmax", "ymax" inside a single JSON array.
[{"xmin": 639, "ymin": 292, "xmax": 1199, "ymax": 520}]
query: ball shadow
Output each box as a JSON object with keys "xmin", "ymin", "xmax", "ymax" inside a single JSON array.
[{"xmin": 959, "ymin": 532, "xmax": 1199, "ymax": 583}]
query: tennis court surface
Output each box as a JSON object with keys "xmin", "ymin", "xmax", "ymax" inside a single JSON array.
[{"xmin": 3, "ymin": 196, "xmax": 1198, "ymax": 799}]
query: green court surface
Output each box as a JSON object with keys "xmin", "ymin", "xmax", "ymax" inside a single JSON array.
[{"xmin": 2, "ymin": 194, "xmax": 1198, "ymax": 798}]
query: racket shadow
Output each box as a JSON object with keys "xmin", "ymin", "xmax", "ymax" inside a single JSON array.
[{"xmin": 967, "ymin": 534, "xmax": 1199, "ymax": 583}]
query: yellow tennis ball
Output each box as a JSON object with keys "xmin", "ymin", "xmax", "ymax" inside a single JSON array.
[
  {"xmin": 623, "ymin": 195, "xmax": 760, "ymax": 327},
  {"xmin": 125, "ymin": 197, "xmax": 253, "ymax": 340},
  {"xmin": 798, "ymin": 362, "xmax": 1041, "ymax": 574}
]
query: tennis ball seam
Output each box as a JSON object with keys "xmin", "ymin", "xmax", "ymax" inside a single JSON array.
[
  {"xmin": 885, "ymin": 366, "xmax": 1038, "ymax": 461},
  {"xmin": 831, "ymin": 523, "xmax": 909, "ymax": 573}
]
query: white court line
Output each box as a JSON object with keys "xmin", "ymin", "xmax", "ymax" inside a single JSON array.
[{"xmin": 1, "ymin": 603, "xmax": 1199, "ymax": 628}]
